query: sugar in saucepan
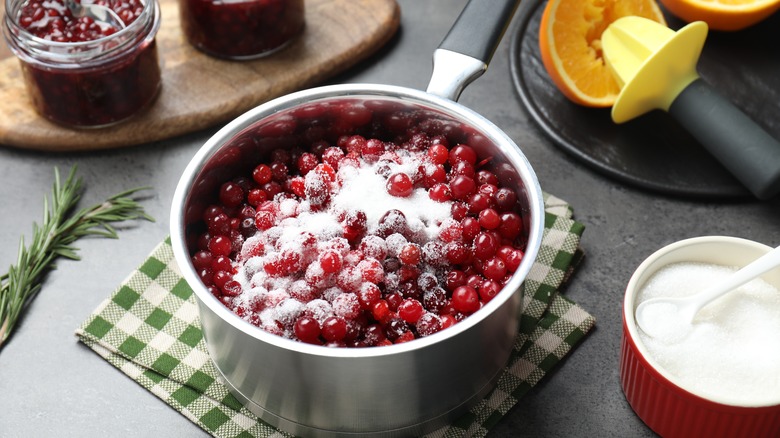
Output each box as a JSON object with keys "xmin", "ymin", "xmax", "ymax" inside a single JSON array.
[{"xmin": 636, "ymin": 262, "xmax": 780, "ymax": 405}]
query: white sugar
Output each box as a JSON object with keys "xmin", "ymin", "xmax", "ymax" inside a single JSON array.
[
  {"xmin": 332, "ymin": 156, "xmax": 451, "ymax": 238},
  {"xmin": 636, "ymin": 262, "xmax": 780, "ymax": 405}
]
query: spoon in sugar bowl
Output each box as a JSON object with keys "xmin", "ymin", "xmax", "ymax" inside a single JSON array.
[
  {"xmin": 64, "ymin": 0, "xmax": 125, "ymax": 30},
  {"xmin": 636, "ymin": 244, "xmax": 780, "ymax": 338}
]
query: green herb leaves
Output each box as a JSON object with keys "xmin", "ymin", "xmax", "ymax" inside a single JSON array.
[{"xmin": 0, "ymin": 166, "xmax": 153, "ymax": 350}]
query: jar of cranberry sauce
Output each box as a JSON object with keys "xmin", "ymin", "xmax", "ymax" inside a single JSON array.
[
  {"xmin": 2, "ymin": 0, "xmax": 162, "ymax": 128},
  {"xmin": 179, "ymin": 0, "xmax": 304, "ymax": 60}
]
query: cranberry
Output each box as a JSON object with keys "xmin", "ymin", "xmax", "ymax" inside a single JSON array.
[
  {"xmin": 467, "ymin": 193, "xmax": 492, "ymax": 214},
  {"xmin": 450, "ymin": 175, "xmax": 476, "ymax": 201},
  {"xmin": 208, "ymin": 235, "xmax": 232, "ymax": 256},
  {"xmin": 427, "ymin": 143, "xmax": 449, "ymax": 165},
  {"xmin": 219, "ymin": 182, "xmax": 245, "ymax": 208},
  {"xmin": 478, "ymin": 280, "xmax": 501, "ymax": 303},
  {"xmin": 211, "ymin": 255, "xmax": 233, "ymax": 273},
  {"xmin": 294, "ymin": 316, "xmax": 321, "ymax": 344},
  {"xmin": 297, "ymin": 152, "xmax": 319, "ymax": 175},
  {"xmin": 386, "ymin": 173, "xmax": 414, "ymax": 197},
  {"xmin": 461, "ymin": 217, "xmax": 480, "ymax": 242},
  {"xmin": 322, "ymin": 147, "xmax": 345, "ymax": 169},
  {"xmin": 450, "ymin": 161, "xmax": 476, "ymax": 179},
  {"xmin": 357, "ymin": 283, "xmax": 381, "ymax": 309},
  {"xmin": 451, "ymin": 202, "xmax": 469, "ymax": 221},
  {"xmin": 319, "ymin": 251, "xmax": 342, "ymax": 274},
  {"xmin": 252, "ymin": 164, "xmax": 273, "ymax": 185},
  {"xmin": 416, "ymin": 313, "xmax": 442, "ymax": 336},
  {"xmin": 423, "ymin": 287, "xmax": 447, "ymax": 312},
  {"xmin": 494, "ymin": 187, "xmax": 517, "ymax": 211},
  {"xmin": 445, "ymin": 270, "xmax": 467, "ymax": 291},
  {"xmin": 321, "ymin": 317, "xmax": 348, "ymax": 342},
  {"xmin": 429, "ymin": 183, "xmax": 452, "ymax": 202},
  {"xmin": 371, "ymin": 300, "xmax": 392, "ymax": 324},
  {"xmin": 192, "ymin": 250, "xmax": 213, "ymax": 270},
  {"xmin": 482, "ymin": 257, "xmax": 507, "ymax": 281},
  {"xmin": 398, "ymin": 243, "xmax": 421, "ymax": 266},
  {"xmin": 473, "ymin": 231, "xmax": 499, "ymax": 260},
  {"xmin": 423, "ymin": 164, "xmax": 447, "ymax": 188},
  {"xmin": 363, "ymin": 324, "xmax": 386, "ymax": 346},
  {"xmin": 445, "ymin": 242, "xmax": 469, "ymax": 264},
  {"xmin": 498, "ymin": 212, "xmax": 523, "ymax": 240},
  {"xmin": 448, "ymin": 144, "xmax": 477, "ymax": 166},
  {"xmin": 498, "ymin": 246, "xmax": 524, "ymax": 273},
  {"xmin": 385, "ymin": 317, "xmax": 409, "ymax": 341},
  {"xmin": 451, "ymin": 286, "xmax": 480, "ymax": 314},
  {"xmin": 398, "ymin": 299, "xmax": 424, "ymax": 324},
  {"xmin": 478, "ymin": 208, "xmax": 501, "ymax": 230},
  {"xmin": 476, "ymin": 170, "xmax": 499, "ymax": 186}
]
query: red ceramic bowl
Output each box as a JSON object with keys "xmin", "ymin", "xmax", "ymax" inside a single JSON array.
[{"xmin": 621, "ymin": 236, "xmax": 780, "ymax": 438}]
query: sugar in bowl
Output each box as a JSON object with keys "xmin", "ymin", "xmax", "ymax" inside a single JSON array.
[{"xmin": 621, "ymin": 236, "xmax": 780, "ymax": 438}]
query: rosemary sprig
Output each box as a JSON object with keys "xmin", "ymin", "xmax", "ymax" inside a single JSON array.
[{"xmin": 0, "ymin": 166, "xmax": 153, "ymax": 350}]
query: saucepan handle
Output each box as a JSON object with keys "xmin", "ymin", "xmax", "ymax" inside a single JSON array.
[{"xmin": 426, "ymin": 0, "xmax": 521, "ymax": 102}]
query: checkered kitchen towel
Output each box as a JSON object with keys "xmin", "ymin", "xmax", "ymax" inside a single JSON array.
[{"xmin": 76, "ymin": 193, "xmax": 595, "ymax": 438}]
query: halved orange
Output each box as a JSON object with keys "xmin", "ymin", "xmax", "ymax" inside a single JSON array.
[
  {"xmin": 539, "ymin": 0, "xmax": 667, "ymax": 107},
  {"xmin": 659, "ymin": 0, "xmax": 780, "ymax": 31}
]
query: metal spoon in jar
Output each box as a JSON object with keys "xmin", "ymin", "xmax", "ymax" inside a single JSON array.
[
  {"xmin": 64, "ymin": 0, "xmax": 126, "ymax": 30},
  {"xmin": 636, "ymin": 244, "xmax": 780, "ymax": 338}
]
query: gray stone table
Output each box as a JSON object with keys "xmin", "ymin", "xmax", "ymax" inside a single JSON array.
[{"xmin": 1, "ymin": 0, "xmax": 778, "ymax": 436}]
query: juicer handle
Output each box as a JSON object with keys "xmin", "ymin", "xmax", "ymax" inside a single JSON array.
[
  {"xmin": 669, "ymin": 79, "xmax": 780, "ymax": 200},
  {"xmin": 426, "ymin": 0, "xmax": 521, "ymax": 101}
]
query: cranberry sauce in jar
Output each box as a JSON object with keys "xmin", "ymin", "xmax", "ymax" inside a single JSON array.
[
  {"xmin": 179, "ymin": 0, "xmax": 304, "ymax": 60},
  {"xmin": 2, "ymin": 0, "xmax": 162, "ymax": 128}
]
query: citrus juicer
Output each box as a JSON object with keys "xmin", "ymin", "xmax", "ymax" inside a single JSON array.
[{"xmin": 601, "ymin": 16, "xmax": 780, "ymax": 200}]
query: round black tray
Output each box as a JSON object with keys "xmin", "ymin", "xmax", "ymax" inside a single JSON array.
[{"xmin": 509, "ymin": 0, "xmax": 780, "ymax": 199}]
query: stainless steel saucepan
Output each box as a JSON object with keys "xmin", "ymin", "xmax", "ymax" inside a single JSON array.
[{"xmin": 171, "ymin": 0, "xmax": 544, "ymax": 436}]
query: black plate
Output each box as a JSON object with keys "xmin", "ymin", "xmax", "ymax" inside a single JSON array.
[{"xmin": 510, "ymin": 0, "xmax": 780, "ymax": 199}]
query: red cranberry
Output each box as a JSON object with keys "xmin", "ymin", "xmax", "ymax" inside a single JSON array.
[
  {"xmin": 478, "ymin": 280, "xmax": 501, "ymax": 302},
  {"xmin": 294, "ymin": 316, "xmax": 322, "ymax": 344},
  {"xmin": 498, "ymin": 212, "xmax": 523, "ymax": 240},
  {"xmin": 482, "ymin": 257, "xmax": 507, "ymax": 281},
  {"xmin": 450, "ymin": 175, "xmax": 476, "ymax": 201},
  {"xmin": 476, "ymin": 170, "xmax": 499, "ymax": 186},
  {"xmin": 448, "ymin": 144, "xmax": 477, "ymax": 166},
  {"xmin": 416, "ymin": 313, "xmax": 442, "ymax": 336},
  {"xmin": 321, "ymin": 316, "xmax": 348, "ymax": 342},
  {"xmin": 386, "ymin": 173, "xmax": 414, "ymax": 197},
  {"xmin": 219, "ymin": 182, "xmax": 245, "ymax": 207},
  {"xmin": 473, "ymin": 231, "xmax": 498, "ymax": 260},
  {"xmin": 398, "ymin": 299, "xmax": 424, "ymax": 323},
  {"xmin": 252, "ymin": 164, "xmax": 273, "ymax": 185},
  {"xmin": 427, "ymin": 143, "xmax": 449, "ymax": 165},
  {"xmin": 451, "ymin": 286, "xmax": 480, "ymax": 314},
  {"xmin": 192, "ymin": 250, "xmax": 213, "ymax": 271},
  {"xmin": 478, "ymin": 208, "xmax": 501, "ymax": 230},
  {"xmin": 208, "ymin": 235, "xmax": 232, "ymax": 256},
  {"xmin": 494, "ymin": 187, "xmax": 517, "ymax": 211}
]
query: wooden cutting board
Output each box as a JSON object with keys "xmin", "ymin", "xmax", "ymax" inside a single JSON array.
[{"xmin": 0, "ymin": 0, "xmax": 400, "ymax": 151}]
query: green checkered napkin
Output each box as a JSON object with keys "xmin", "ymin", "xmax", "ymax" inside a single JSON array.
[{"xmin": 76, "ymin": 192, "xmax": 595, "ymax": 438}]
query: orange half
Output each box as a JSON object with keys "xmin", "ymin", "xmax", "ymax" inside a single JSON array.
[
  {"xmin": 659, "ymin": 0, "xmax": 780, "ymax": 31},
  {"xmin": 539, "ymin": 0, "xmax": 667, "ymax": 107}
]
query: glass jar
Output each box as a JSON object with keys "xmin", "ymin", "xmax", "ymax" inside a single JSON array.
[
  {"xmin": 179, "ymin": 0, "xmax": 304, "ymax": 60},
  {"xmin": 2, "ymin": 0, "xmax": 162, "ymax": 128}
]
